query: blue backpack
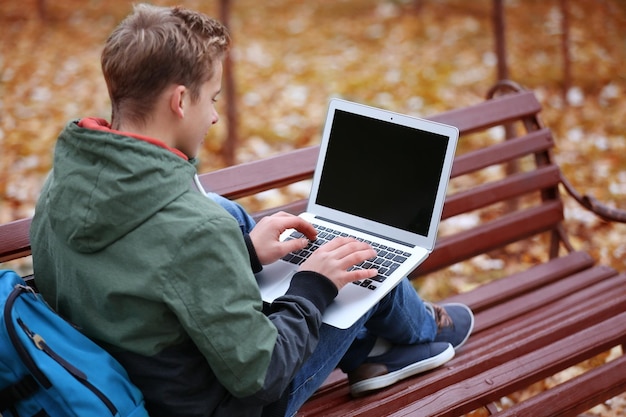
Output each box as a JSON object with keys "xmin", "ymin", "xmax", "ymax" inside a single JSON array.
[{"xmin": 0, "ymin": 269, "xmax": 149, "ymax": 417}]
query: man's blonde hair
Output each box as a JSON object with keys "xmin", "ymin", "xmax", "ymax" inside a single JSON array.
[{"xmin": 101, "ymin": 4, "xmax": 230, "ymax": 127}]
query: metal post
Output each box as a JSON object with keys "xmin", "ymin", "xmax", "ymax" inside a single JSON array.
[
  {"xmin": 219, "ymin": 0, "xmax": 238, "ymax": 166},
  {"xmin": 493, "ymin": 0, "xmax": 509, "ymax": 81},
  {"xmin": 492, "ymin": 0, "xmax": 519, "ymax": 213},
  {"xmin": 560, "ymin": 0, "xmax": 572, "ymax": 104}
]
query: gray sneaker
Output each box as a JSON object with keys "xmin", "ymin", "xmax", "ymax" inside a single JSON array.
[
  {"xmin": 426, "ymin": 302, "xmax": 475, "ymax": 350},
  {"xmin": 348, "ymin": 342, "xmax": 454, "ymax": 397}
]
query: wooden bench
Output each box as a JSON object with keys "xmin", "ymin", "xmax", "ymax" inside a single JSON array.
[{"xmin": 1, "ymin": 81, "xmax": 625, "ymax": 416}]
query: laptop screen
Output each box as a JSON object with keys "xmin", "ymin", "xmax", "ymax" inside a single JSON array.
[{"xmin": 315, "ymin": 109, "xmax": 449, "ymax": 237}]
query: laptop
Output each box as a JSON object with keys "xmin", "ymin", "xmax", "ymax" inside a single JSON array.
[{"xmin": 255, "ymin": 98, "xmax": 458, "ymax": 329}]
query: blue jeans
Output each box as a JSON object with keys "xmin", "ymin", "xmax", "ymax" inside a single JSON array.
[
  {"xmin": 284, "ymin": 278, "xmax": 436, "ymax": 416},
  {"xmin": 206, "ymin": 192, "xmax": 257, "ymax": 234},
  {"xmin": 206, "ymin": 193, "xmax": 437, "ymax": 416}
]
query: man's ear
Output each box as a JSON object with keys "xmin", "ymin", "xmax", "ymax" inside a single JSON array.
[{"xmin": 170, "ymin": 85, "xmax": 187, "ymax": 119}]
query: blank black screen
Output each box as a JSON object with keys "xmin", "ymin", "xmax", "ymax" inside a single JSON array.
[{"xmin": 315, "ymin": 109, "xmax": 449, "ymax": 237}]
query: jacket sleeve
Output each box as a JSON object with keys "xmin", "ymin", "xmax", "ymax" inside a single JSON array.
[
  {"xmin": 162, "ymin": 212, "xmax": 337, "ymax": 403},
  {"xmin": 244, "ymin": 271, "xmax": 337, "ymax": 405}
]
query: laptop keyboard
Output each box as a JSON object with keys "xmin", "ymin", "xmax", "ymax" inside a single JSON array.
[{"xmin": 281, "ymin": 223, "xmax": 411, "ymax": 291}]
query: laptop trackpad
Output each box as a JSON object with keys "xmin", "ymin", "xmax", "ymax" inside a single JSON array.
[{"xmin": 255, "ymin": 261, "xmax": 296, "ymax": 302}]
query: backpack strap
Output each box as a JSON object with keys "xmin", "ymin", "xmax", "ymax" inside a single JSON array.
[{"xmin": 0, "ymin": 374, "xmax": 39, "ymax": 411}]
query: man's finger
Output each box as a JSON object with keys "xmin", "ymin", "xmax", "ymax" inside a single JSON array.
[
  {"xmin": 281, "ymin": 238, "xmax": 310, "ymax": 254},
  {"xmin": 287, "ymin": 218, "xmax": 317, "ymax": 241}
]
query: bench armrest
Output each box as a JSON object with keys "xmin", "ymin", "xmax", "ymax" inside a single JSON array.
[{"xmin": 560, "ymin": 173, "xmax": 626, "ymax": 223}]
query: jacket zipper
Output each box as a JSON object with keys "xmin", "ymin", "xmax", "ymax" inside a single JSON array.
[{"xmin": 5, "ymin": 285, "xmax": 118, "ymax": 416}]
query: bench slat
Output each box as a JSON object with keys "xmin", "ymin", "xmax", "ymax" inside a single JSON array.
[
  {"xmin": 496, "ymin": 353, "xmax": 626, "ymax": 417},
  {"xmin": 413, "ymin": 200, "xmax": 564, "ymax": 276},
  {"xmin": 472, "ymin": 265, "xmax": 617, "ymax": 332},
  {"xmin": 389, "ymin": 312, "xmax": 626, "ymax": 417},
  {"xmin": 429, "ymin": 90, "xmax": 542, "ymax": 135},
  {"xmin": 251, "ymin": 199, "xmax": 309, "ymax": 221},
  {"xmin": 458, "ymin": 273, "xmax": 625, "ymax": 368},
  {"xmin": 442, "ymin": 250, "xmax": 595, "ymax": 312},
  {"xmin": 0, "ymin": 218, "xmax": 32, "ymax": 262},
  {"xmin": 450, "ymin": 128, "xmax": 553, "ymax": 178},
  {"xmin": 199, "ymin": 146, "xmax": 318, "ymax": 199},
  {"xmin": 443, "ymin": 164, "xmax": 561, "ymax": 219}
]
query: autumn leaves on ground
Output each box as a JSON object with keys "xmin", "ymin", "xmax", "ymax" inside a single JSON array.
[{"xmin": 1, "ymin": 0, "xmax": 625, "ymax": 415}]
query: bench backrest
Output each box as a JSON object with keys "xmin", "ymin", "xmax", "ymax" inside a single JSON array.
[
  {"xmin": 197, "ymin": 88, "xmax": 567, "ymax": 277},
  {"xmin": 0, "ymin": 89, "xmax": 567, "ymax": 277}
]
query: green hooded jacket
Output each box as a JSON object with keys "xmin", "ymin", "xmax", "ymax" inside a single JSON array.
[{"xmin": 30, "ymin": 118, "xmax": 337, "ymax": 417}]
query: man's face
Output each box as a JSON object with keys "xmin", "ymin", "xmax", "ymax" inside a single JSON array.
[{"xmin": 175, "ymin": 61, "xmax": 223, "ymax": 158}]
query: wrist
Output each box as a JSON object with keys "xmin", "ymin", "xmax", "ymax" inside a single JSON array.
[{"xmin": 287, "ymin": 271, "xmax": 338, "ymax": 313}]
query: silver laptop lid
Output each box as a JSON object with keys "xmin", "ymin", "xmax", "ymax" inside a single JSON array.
[{"xmin": 307, "ymin": 98, "xmax": 458, "ymax": 250}]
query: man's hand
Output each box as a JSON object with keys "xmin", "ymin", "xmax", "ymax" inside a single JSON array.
[
  {"xmin": 299, "ymin": 237, "xmax": 378, "ymax": 291},
  {"xmin": 248, "ymin": 211, "xmax": 378, "ymax": 290},
  {"xmin": 249, "ymin": 212, "xmax": 317, "ymax": 265}
]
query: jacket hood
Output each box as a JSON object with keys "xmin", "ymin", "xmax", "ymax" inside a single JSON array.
[{"xmin": 46, "ymin": 119, "xmax": 197, "ymax": 253}]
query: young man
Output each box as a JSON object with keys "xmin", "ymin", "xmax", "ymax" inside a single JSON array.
[{"xmin": 30, "ymin": 4, "xmax": 473, "ymax": 417}]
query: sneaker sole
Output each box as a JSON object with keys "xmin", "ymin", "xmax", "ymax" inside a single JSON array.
[{"xmin": 350, "ymin": 343, "xmax": 455, "ymax": 397}]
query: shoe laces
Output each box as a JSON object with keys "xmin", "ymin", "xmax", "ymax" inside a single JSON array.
[{"xmin": 426, "ymin": 303, "xmax": 453, "ymax": 330}]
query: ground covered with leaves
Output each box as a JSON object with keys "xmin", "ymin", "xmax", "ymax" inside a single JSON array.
[{"xmin": 1, "ymin": 0, "xmax": 625, "ymax": 415}]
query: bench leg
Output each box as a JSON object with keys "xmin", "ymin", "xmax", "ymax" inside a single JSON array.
[{"xmin": 486, "ymin": 402, "xmax": 500, "ymax": 415}]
